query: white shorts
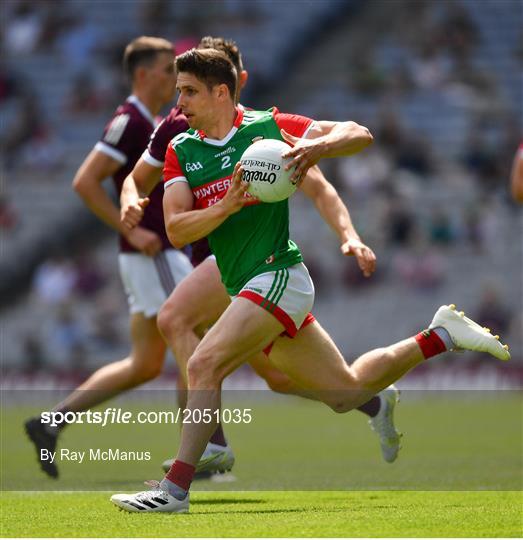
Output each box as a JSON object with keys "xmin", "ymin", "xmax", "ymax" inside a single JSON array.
[
  {"xmin": 118, "ymin": 249, "xmax": 193, "ymax": 317},
  {"xmin": 236, "ymin": 262, "xmax": 315, "ymax": 337}
]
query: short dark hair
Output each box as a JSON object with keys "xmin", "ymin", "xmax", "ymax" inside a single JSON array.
[
  {"xmin": 176, "ymin": 48, "xmax": 237, "ymax": 100},
  {"xmin": 198, "ymin": 36, "xmax": 244, "ymax": 74},
  {"xmin": 123, "ymin": 36, "xmax": 174, "ymax": 79}
]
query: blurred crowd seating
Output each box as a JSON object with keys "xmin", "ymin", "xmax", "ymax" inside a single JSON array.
[{"xmin": 0, "ymin": 0, "xmax": 521, "ymax": 382}]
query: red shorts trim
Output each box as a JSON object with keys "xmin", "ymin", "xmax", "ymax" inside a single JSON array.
[
  {"xmin": 238, "ymin": 290, "xmax": 298, "ymax": 336},
  {"xmin": 262, "ymin": 312, "xmax": 316, "ymax": 356}
]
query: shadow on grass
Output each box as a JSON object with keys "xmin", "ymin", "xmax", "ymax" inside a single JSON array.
[
  {"xmin": 191, "ymin": 498, "xmax": 266, "ymax": 506},
  {"xmin": 193, "ymin": 507, "xmax": 307, "ymax": 515}
]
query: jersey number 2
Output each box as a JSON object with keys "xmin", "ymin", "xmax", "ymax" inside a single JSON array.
[{"xmin": 221, "ymin": 156, "xmax": 231, "ymax": 169}]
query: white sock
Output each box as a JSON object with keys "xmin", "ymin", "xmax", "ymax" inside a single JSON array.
[{"xmin": 433, "ymin": 327, "xmax": 454, "ymax": 350}]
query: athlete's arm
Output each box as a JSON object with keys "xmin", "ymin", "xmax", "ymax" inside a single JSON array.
[
  {"xmin": 510, "ymin": 144, "xmax": 523, "ymax": 203},
  {"xmin": 120, "ymin": 157, "xmax": 163, "ymax": 230},
  {"xmin": 73, "ymin": 149, "xmax": 128, "ymax": 233},
  {"xmin": 164, "ymin": 162, "xmax": 248, "ymax": 249},
  {"xmin": 300, "ymin": 166, "xmax": 376, "ymax": 277},
  {"xmin": 73, "ymin": 150, "xmax": 161, "ymax": 256},
  {"xmin": 281, "ymin": 120, "xmax": 373, "ymax": 182}
]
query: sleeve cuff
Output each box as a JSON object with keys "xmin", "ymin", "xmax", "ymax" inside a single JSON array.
[
  {"xmin": 94, "ymin": 142, "xmax": 127, "ymax": 164},
  {"xmin": 142, "ymin": 148, "xmax": 164, "ymax": 168},
  {"xmin": 302, "ymin": 120, "xmax": 316, "ymax": 140},
  {"xmin": 164, "ymin": 177, "xmax": 189, "ymax": 189}
]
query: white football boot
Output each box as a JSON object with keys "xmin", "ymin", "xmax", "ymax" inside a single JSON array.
[
  {"xmin": 429, "ymin": 304, "xmax": 510, "ymax": 361},
  {"xmin": 369, "ymin": 385, "xmax": 402, "ymax": 463},
  {"xmin": 111, "ymin": 481, "xmax": 189, "ymax": 513},
  {"xmin": 162, "ymin": 442, "xmax": 235, "ymax": 474}
]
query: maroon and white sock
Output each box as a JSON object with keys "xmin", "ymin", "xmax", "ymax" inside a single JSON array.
[
  {"xmin": 209, "ymin": 424, "xmax": 227, "ymax": 447},
  {"xmin": 415, "ymin": 327, "xmax": 453, "ymax": 359},
  {"xmin": 357, "ymin": 396, "xmax": 381, "ymax": 418}
]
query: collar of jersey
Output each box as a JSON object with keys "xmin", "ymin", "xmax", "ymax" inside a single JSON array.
[
  {"xmin": 127, "ymin": 95, "xmax": 158, "ymax": 127},
  {"xmin": 197, "ymin": 106, "xmax": 244, "ymax": 146}
]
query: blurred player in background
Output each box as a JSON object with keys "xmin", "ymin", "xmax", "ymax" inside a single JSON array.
[
  {"xmin": 510, "ymin": 141, "xmax": 523, "ymax": 203},
  {"xmin": 121, "ymin": 36, "xmax": 401, "ymax": 474},
  {"xmin": 111, "ymin": 48, "xmax": 510, "ymax": 513},
  {"xmin": 24, "ymin": 36, "xmax": 187, "ymax": 479}
]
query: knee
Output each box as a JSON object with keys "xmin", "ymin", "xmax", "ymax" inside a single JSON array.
[
  {"xmin": 322, "ymin": 388, "xmax": 360, "ymax": 414},
  {"xmin": 130, "ymin": 353, "xmax": 164, "ymax": 384},
  {"xmin": 157, "ymin": 301, "xmax": 192, "ymax": 340},
  {"xmin": 328, "ymin": 400, "xmax": 354, "ymax": 414},
  {"xmin": 186, "ymin": 351, "xmax": 222, "ymax": 389},
  {"xmin": 264, "ymin": 373, "xmax": 295, "ymax": 395}
]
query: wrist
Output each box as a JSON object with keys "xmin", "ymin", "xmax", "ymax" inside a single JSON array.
[
  {"xmin": 340, "ymin": 231, "xmax": 356, "ymax": 242},
  {"xmin": 317, "ymin": 136, "xmax": 332, "ymax": 157},
  {"xmin": 215, "ymin": 199, "xmax": 232, "ymax": 218}
]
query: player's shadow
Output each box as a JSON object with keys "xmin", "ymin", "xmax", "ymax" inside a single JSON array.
[
  {"xmin": 193, "ymin": 507, "xmax": 309, "ymax": 515},
  {"xmin": 191, "ymin": 498, "xmax": 266, "ymax": 505}
]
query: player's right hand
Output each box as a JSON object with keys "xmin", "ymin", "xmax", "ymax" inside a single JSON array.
[
  {"xmin": 219, "ymin": 162, "xmax": 249, "ymax": 216},
  {"xmin": 121, "ymin": 197, "xmax": 150, "ymax": 230},
  {"xmin": 124, "ymin": 225, "xmax": 162, "ymax": 257}
]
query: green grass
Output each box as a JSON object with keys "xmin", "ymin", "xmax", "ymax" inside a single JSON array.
[
  {"xmin": 1, "ymin": 490, "xmax": 521, "ymax": 537},
  {"xmin": 1, "ymin": 392, "xmax": 522, "ymax": 536}
]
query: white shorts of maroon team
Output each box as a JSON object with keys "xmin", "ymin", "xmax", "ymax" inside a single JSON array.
[
  {"xmin": 235, "ymin": 262, "xmax": 315, "ymax": 337},
  {"xmin": 118, "ymin": 249, "xmax": 193, "ymax": 317}
]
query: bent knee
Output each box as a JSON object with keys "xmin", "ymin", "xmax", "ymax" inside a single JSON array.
[
  {"xmin": 328, "ymin": 400, "xmax": 355, "ymax": 414},
  {"xmin": 157, "ymin": 301, "xmax": 196, "ymax": 338},
  {"xmin": 130, "ymin": 355, "xmax": 164, "ymax": 384},
  {"xmin": 186, "ymin": 352, "xmax": 222, "ymax": 388},
  {"xmin": 265, "ymin": 374, "xmax": 295, "ymax": 395},
  {"xmin": 321, "ymin": 388, "xmax": 360, "ymax": 414}
]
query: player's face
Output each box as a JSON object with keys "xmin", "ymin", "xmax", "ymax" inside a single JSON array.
[
  {"xmin": 176, "ymin": 72, "xmax": 217, "ymax": 130},
  {"xmin": 147, "ymin": 52, "xmax": 177, "ymax": 105}
]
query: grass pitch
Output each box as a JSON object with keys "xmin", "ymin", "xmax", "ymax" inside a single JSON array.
[
  {"xmin": 1, "ymin": 490, "xmax": 521, "ymax": 537},
  {"xmin": 1, "ymin": 391, "xmax": 522, "ymax": 536}
]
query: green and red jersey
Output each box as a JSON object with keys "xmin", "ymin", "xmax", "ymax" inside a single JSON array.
[{"xmin": 163, "ymin": 107, "xmax": 313, "ymax": 295}]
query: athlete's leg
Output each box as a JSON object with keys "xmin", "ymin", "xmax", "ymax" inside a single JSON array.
[
  {"xmin": 157, "ymin": 257, "xmax": 233, "ymax": 455},
  {"xmin": 175, "ymin": 297, "xmax": 284, "ymax": 466},
  {"xmin": 158, "ymin": 258, "xmax": 390, "ymax": 406},
  {"xmin": 268, "ymin": 319, "xmax": 423, "ymax": 412},
  {"xmin": 248, "ymin": 350, "xmax": 320, "ymax": 399},
  {"xmin": 53, "ymin": 313, "xmax": 167, "ymax": 412},
  {"xmin": 157, "ymin": 257, "xmax": 229, "ymax": 385},
  {"xmin": 158, "ymin": 258, "xmax": 318, "ymax": 398},
  {"xmin": 25, "ymin": 313, "xmax": 167, "ymax": 478}
]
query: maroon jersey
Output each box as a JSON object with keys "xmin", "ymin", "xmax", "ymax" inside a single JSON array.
[
  {"xmin": 143, "ymin": 107, "xmax": 189, "ymax": 167},
  {"xmin": 142, "ymin": 107, "xmax": 211, "ymax": 265},
  {"xmin": 95, "ymin": 95, "xmax": 171, "ymax": 253}
]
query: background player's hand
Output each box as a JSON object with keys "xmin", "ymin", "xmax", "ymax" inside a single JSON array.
[
  {"xmin": 281, "ymin": 129, "xmax": 324, "ymax": 183},
  {"xmin": 340, "ymin": 237, "xmax": 376, "ymax": 278},
  {"xmin": 219, "ymin": 162, "xmax": 249, "ymax": 216},
  {"xmin": 121, "ymin": 197, "xmax": 150, "ymax": 230},
  {"xmin": 124, "ymin": 226, "xmax": 162, "ymax": 257}
]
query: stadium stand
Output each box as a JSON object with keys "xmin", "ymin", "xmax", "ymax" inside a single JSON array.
[{"xmin": 1, "ymin": 0, "xmax": 521, "ymax": 386}]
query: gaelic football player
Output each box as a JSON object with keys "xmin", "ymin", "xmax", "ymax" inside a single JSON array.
[
  {"xmin": 24, "ymin": 36, "xmax": 187, "ymax": 478},
  {"xmin": 121, "ymin": 37, "xmax": 402, "ymax": 474},
  {"xmin": 110, "ymin": 49, "xmax": 509, "ymax": 513}
]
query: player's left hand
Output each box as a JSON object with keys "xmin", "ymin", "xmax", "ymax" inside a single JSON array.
[
  {"xmin": 340, "ymin": 237, "xmax": 376, "ymax": 278},
  {"xmin": 281, "ymin": 129, "xmax": 324, "ymax": 183},
  {"xmin": 219, "ymin": 162, "xmax": 250, "ymax": 216}
]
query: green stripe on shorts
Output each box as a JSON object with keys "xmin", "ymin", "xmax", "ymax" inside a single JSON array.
[
  {"xmin": 262, "ymin": 270, "xmax": 282, "ymax": 310},
  {"xmin": 271, "ymin": 268, "xmax": 289, "ymax": 312}
]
